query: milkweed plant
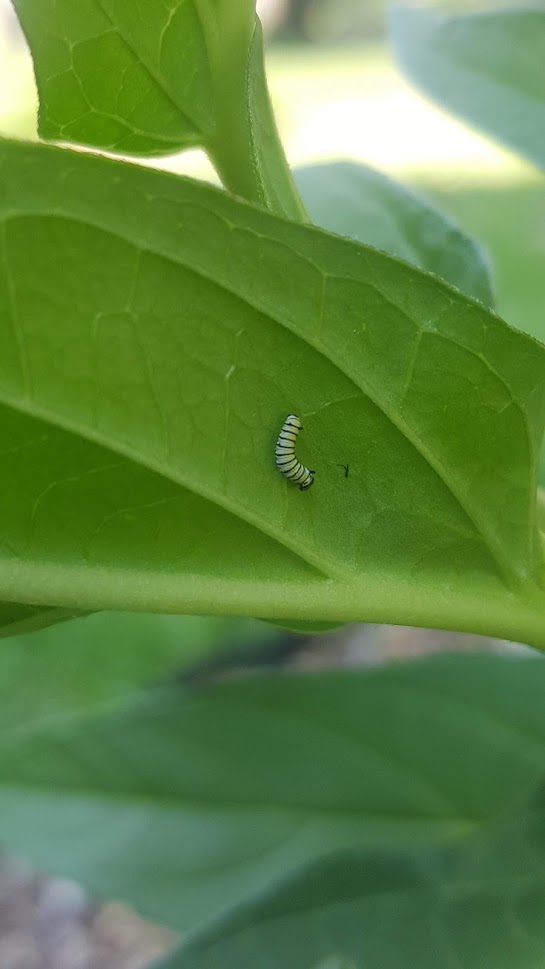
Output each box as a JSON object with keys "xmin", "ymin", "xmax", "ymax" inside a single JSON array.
[{"xmin": 1, "ymin": 2, "xmax": 545, "ymax": 967}]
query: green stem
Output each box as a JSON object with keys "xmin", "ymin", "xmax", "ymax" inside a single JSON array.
[{"xmin": 205, "ymin": 18, "xmax": 308, "ymax": 222}]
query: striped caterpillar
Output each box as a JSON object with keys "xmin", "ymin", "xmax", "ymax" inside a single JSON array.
[{"xmin": 275, "ymin": 414, "xmax": 315, "ymax": 491}]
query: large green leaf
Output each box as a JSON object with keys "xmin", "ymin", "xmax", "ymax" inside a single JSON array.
[
  {"xmin": 159, "ymin": 782, "xmax": 545, "ymax": 968},
  {"xmin": 0, "ymin": 139, "xmax": 544, "ymax": 642},
  {"xmin": 2, "ymin": 654, "xmax": 545, "ymax": 929},
  {"xmin": 12, "ymin": 0, "xmax": 304, "ymax": 217},
  {"xmin": 390, "ymin": 7, "xmax": 545, "ymax": 170},
  {"xmin": 296, "ymin": 162, "xmax": 494, "ymax": 307}
]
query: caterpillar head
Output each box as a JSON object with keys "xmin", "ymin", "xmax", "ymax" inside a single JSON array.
[{"xmin": 299, "ymin": 473, "xmax": 315, "ymax": 491}]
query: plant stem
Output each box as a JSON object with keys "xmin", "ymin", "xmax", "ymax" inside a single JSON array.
[
  {"xmin": 3, "ymin": 560, "xmax": 545, "ymax": 652},
  {"xmin": 205, "ymin": 19, "xmax": 308, "ymax": 222}
]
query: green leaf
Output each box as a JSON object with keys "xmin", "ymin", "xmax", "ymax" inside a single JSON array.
[
  {"xmin": 12, "ymin": 0, "xmax": 305, "ymax": 218},
  {"xmin": 390, "ymin": 7, "xmax": 545, "ymax": 170},
  {"xmin": 3, "ymin": 653, "xmax": 545, "ymax": 929},
  {"xmin": 296, "ymin": 162, "xmax": 494, "ymax": 307},
  {"xmin": 0, "ymin": 139, "xmax": 545, "ymax": 643},
  {"xmin": 14, "ymin": 0, "xmax": 214, "ymax": 153},
  {"xmin": 158, "ymin": 782, "xmax": 545, "ymax": 968},
  {"xmin": 417, "ymin": 179, "xmax": 545, "ymax": 488},
  {"xmin": 0, "ymin": 611, "xmax": 268, "ymax": 733},
  {"xmin": 0, "ymin": 601, "xmax": 78, "ymax": 637}
]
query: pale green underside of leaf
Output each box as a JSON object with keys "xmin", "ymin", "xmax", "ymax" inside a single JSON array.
[
  {"xmin": 296, "ymin": 162, "xmax": 494, "ymax": 308},
  {"xmin": 2, "ymin": 654, "xmax": 545, "ymax": 931},
  {"xmin": 159, "ymin": 781, "xmax": 545, "ymax": 968},
  {"xmin": 0, "ymin": 139, "xmax": 544, "ymax": 638},
  {"xmin": 390, "ymin": 7, "xmax": 545, "ymax": 170}
]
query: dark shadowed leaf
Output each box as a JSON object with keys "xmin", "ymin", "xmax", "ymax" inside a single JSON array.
[
  {"xmin": 0, "ymin": 611, "xmax": 268, "ymax": 732},
  {"xmin": 158, "ymin": 781, "xmax": 545, "ymax": 968},
  {"xmin": 2, "ymin": 654, "xmax": 545, "ymax": 929},
  {"xmin": 0, "ymin": 601, "xmax": 79, "ymax": 637}
]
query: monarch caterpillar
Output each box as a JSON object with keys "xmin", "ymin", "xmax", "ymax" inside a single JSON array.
[{"xmin": 275, "ymin": 414, "xmax": 315, "ymax": 491}]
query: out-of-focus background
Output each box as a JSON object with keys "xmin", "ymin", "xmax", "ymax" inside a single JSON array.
[{"xmin": 0, "ymin": 0, "xmax": 543, "ymax": 966}]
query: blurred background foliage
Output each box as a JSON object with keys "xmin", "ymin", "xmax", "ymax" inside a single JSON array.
[{"xmin": 258, "ymin": 0, "xmax": 533, "ymax": 42}]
